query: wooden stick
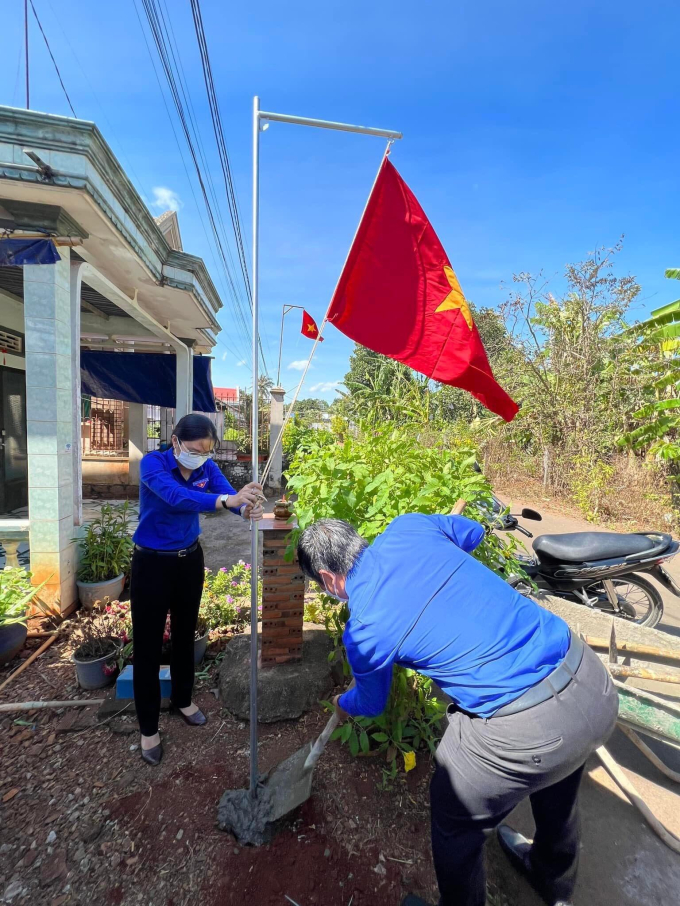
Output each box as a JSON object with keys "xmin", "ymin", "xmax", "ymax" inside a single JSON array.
[
  {"xmin": 596, "ymin": 744, "xmax": 680, "ymax": 854},
  {"xmin": 585, "ymin": 636, "xmax": 680, "ymax": 666},
  {"xmin": 0, "ymin": 699, "xmax": 103, "ymax": 713},
  {"xmin": 450, "ymin": 499, "xmax": 467, "ymax": 516},
  {"xmin": 0, "ymin": 633, "xmax": 59, "ymax": 695},
  {"xmin": 27, "ymin": 631, "xmax": 54, "ymax": 639},
  {"xmin": 608, "ymin": 664, "xmax": 680, "ymax": 685},
  {"xmin": 619, "ymin": 725, "xmax": 680, "ymax": 785}
]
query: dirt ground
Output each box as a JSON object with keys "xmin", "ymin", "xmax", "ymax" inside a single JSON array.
[{"xmin": 2, "ymin": 494, "xmax": 680, "ymax": 905}]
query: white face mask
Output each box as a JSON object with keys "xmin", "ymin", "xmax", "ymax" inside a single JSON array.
[
  {"xmin": 174, "ymin": 440, "xmax": 210, "ymax": 471},
  {"xmin": 323, "ymin": 577, "xmax": 348, "ymax": 603}
]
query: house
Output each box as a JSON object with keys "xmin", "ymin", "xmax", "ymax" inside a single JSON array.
[{"xmin": 0, "ymin": 106, "xmax": 223, "ymax": 613}]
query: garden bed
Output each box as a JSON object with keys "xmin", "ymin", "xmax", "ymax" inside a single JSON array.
[{"xmin": 0, "ymin": 626, "xmax": 448, "ymax": 906}]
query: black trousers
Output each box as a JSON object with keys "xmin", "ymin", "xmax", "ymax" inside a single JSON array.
[
  {"xmin": 130, "ymin": 544, "xmax": 204, "ymax": 737},
  {"xmin": 430, "ymin": 643, "xmax": 619, "ymax": 906}
]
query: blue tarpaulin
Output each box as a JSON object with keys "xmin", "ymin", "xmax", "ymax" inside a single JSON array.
[
  {"xmin": 0, "ymin": 238, "xmax": 60, "ymax": 266},
  {"xmin": 81, "ymin": 351, "xmax": 216, "ymax": 412}
]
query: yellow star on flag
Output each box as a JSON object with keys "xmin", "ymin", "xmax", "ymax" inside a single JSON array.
[
  {"xmin": 307, "ymin": 324, "xmax": 316, "ymax": 332},
  {"xmin": 435, "ymin": 265, "xmax": 473, "ymax": 330}
]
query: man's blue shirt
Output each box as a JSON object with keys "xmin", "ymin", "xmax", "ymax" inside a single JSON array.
[
  {"xmin": 133, "ymin": 446, "xmax": 239, "ymax": 551},
  {"xmin": 338, "ymin": 513, "xmax": 571, "ymax": 719}
]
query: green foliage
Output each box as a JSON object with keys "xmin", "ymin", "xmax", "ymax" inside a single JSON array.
[
  {"xmin": 286, "ymin": 428, "xmax": 527, "ymax": 771},
  {"xmin": 282, "ymin": 419, "xmax": 334, "ymax": 459},
  {"xmin": 75, "ymin": 502, "xmax": 135, "ymax": 584},
  {"xmin": 201, "ymin": 560, "xmax": 259, "ymax": 628},
  {"xmin": 0, "ymin": 569, "xmax": 49, "ymax": 627}
]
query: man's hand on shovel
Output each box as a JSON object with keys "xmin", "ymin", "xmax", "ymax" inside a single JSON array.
[{"xmin": 332, "ymin": 694, "xmax": 349, "ymax": 723}]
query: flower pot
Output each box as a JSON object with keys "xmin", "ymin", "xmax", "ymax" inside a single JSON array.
[
  {"xmin": 73, "ymin": 640, "xmax": 120, "ymax": 690},
  {"xmin": 194, "ymin": 631, "xmax": 209, "ymax": 665},
  {"xmin": 76, "ymin": 574, "xmax": 125, "ymax": 610},
  {"xmin": 0, "ymin": 622, "xmax": 28, "ymax": 666}
]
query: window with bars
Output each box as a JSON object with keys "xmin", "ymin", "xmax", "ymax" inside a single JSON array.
[{"xmin": 81, "ymin": 396, "xmax": 126, "ymax": 454}]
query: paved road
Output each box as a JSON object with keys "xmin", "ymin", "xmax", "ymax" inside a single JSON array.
[{"xmin": 498, "ymin": 488, "xmax": 680, "ymax": 638}]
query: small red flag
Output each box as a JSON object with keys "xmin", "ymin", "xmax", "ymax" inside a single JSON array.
[
  {"xmin": 327, "ymin": 159, "xmax": 518, "ymax": 421},
  {"xmin": 301, "ymin": 309, "xmax": 323, "ymax": 342}
]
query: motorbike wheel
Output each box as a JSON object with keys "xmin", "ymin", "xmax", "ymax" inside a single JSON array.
[{"xmin": 583, "ymin": 574, "xmax": 664, "ymax": 629}]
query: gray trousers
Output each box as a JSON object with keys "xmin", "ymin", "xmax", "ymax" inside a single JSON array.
[{"xmin": 431, "ymin": 643, "xmax": 619, "ymax": 906}]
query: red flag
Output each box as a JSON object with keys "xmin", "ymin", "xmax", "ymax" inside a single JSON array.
[
  {"xmin": 301, "ymin": 309, "xmax": 324, "ymax": 342},
  {"xmin": 327, "ymin": 159, "xmax": 518, "ymax": 421}
]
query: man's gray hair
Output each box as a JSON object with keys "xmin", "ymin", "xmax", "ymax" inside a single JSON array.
[{"xmin": 297, "ymin": 519, "xmax": 368, "ymax": 585}]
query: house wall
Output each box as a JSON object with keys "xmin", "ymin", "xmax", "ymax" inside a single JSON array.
[{"xmin": 81, "ymin": 456, "xmax": 138, "ymax": 499}]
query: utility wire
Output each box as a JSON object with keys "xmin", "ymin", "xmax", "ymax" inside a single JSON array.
[
  {"xmin": 29, "ymin": 0, "xmax": 76, "ymax": 117},
  {"xmin": 135, "ymin": 0, "xmax": 254, "ymax": 365},
  {"xmin": 188, "ymin": 0, "xmax": 273, "ymax": 376}
]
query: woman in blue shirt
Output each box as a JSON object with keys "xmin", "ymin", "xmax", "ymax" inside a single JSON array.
[{"xmin": 131, "ymin": 413, "xmax": 263, "ymax": 766}]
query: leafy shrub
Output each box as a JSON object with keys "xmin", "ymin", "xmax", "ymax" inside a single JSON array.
[
  {"xmin": 201, "ymin": 560, "xmax": 260, "ymax": 628},
  {"xmin": 75, "ymin": 502, "xmax": 135, "ymax": 583},
  {"xmin": 286, "ymin": 428, "xmax": 527, "ymax": 775},
  {"xmin": 0, "ymin": 568, "xmax": 48, "ymax": 628},
  {"xmin": 282, "ymin": 420, "xmax": 334, "ymax": 459}
]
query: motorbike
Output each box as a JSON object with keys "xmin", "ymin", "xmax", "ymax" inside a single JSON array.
[{"xmin": 486, "ymin": 490, "xmax": 680, "ymax": 629}]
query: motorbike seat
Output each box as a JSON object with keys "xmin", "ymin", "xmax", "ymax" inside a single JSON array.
[{"xmin": 532, "ymin": 531, "xmax": 669, "ymax": 563}]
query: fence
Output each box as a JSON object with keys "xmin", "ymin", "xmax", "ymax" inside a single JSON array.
[{"xmin": 215, "ymin": 390, "xmax": 270, "ymax": 463}]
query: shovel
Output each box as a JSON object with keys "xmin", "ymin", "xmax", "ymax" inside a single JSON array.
[{"xmin": 217, "ymin": 710, "xmax": 341, "ymax": 845}]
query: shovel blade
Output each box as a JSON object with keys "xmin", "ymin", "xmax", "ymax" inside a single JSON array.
[{"xmin": 266, "ymin": 741, "xmax": 315, "ymax": 822}]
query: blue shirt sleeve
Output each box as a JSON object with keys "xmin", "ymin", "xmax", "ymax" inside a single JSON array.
[
  {"xmin": 430, "ymin": 514, "xmax": 485, "ymax": 552},
  {"xmin": 338, "ymin": 621, "xmax": 394, "ymax": 717},
  {"xmin": 140, "ymin": 454, "xmax": 222, "ymax": 513},
  {"xmin": 205, "ymin": 460, "xmax": 242, "ymax": 515}
]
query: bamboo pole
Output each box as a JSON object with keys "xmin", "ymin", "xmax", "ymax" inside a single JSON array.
[
  {"xmin": 596, "ymin": 745, "xmax": 680, "ymax": 854},
  {"xmin": 586, "ymin": 636, "xmax": 680, "ymax": 666},
  {"xmin": 619, "ymin": 726, "xmax": 680, "ymax": 785},
  {"xmin": 0, "ymin": 633, "xmax": 59, "ymax": 695},
  {"xmin": 0, "ymin": 699, "xmax": 103, "ymax": 713},
  {"xmin": 608, "ymin": 665, "xmax": 680, "ymax": 685}
]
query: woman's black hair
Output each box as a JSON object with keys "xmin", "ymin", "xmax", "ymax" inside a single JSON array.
[{"xmin": 172, "ymin": 413, "xmax": 219, "ymax": 447}]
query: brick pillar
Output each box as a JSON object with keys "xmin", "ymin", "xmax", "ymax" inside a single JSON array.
[{"xmin": 258, "ymin": 514, "xmax": 304, "ymax": 666}]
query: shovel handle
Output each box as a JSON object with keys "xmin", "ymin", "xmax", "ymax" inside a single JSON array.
[{"xmin": 303, "ymin": 712, "xmax": 340, "ymax": 772}]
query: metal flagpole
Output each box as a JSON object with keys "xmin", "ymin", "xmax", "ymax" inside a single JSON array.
[
  {"xmin": 276, "ymin": 304, "xmax": 304, "ymax": 386},
  {"xmin": 249, "ymin": 95, "xmax": 261, "ymax": 799},
  {"xmin": 24, "ymin": 0, "xmax": 29, "ymax": 109},
  {"xmin": 249, "ymin": 98, "xmax": 401, "ymax": 801}
]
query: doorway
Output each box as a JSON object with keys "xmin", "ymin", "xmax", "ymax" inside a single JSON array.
[{"xmin": 0, "ymin": 366, "xmax": 28, "ymax": 515}]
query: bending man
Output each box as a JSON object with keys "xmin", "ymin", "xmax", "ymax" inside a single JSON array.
[{"xmin": 297, "ymin": 514, "xmax": 618, "ymax": 906}]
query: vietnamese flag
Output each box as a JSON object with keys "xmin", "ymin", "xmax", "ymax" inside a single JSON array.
[
  {"xmin": 301, "ymin": 309, "xmax": 324, "ymax": 342},
  {"xmin": 327, "ymin": 158, "xmax": 518, "ymax": 421}
]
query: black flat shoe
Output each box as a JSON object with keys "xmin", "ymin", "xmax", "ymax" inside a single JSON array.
[
  {"xmin": 173, "ymin": 705, "xmax": 207, "ymax": 727},
  {"xmin": 497, "ymin": 825, "xmax": 573, "ymax": 906},
  {"xmin": 140, "ymin": 741, "xmax": 163, "ymax": 766}
]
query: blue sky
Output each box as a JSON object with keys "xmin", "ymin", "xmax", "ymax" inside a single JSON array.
[{"xmin": 2, "ymin": 0, "xmax": 679, "ymax": 402}]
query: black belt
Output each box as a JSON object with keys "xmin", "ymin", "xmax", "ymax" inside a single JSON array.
[
  {"xmin": 492, "ymin": 631, "xmax": 585, "ymax": 718},
  {"xmin": 134, "ymin": 541, "xmax": 199, "ymax": 558}
]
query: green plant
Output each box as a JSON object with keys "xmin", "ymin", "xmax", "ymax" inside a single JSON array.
[
  {"xmin": 285, "ymin": 428, "xmax": 527, "ymax": 773},
  {"xmin": 72, "ymin": 596, "xmax": 123, "ymax": 661},
  {"xmin": 201, "ymin": 560, "xmax": 260, "ymax": 629},
  {"xmin": 0, "ymin": 569, "xmax": 49, "ymax": 627},
  {"xmin": 75, "ymin": 502, "xmax": 135, "ymax": 584}
]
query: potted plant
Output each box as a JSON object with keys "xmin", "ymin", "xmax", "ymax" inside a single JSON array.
[
  {"xmin": 72, "ymin": 598, "xmax": 121, "ymax": 689},
  {"xmin": 0, "ymin": 569, "xmax": 48, "ymax": 666},
  {"xmin": 74, "ymin": 502, "xmax": 135, "ymax": 608}
]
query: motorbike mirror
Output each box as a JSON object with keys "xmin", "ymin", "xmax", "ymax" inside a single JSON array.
[{"xmin": 521, "ymin": 507, "xmax": 542, "ymax": 521}]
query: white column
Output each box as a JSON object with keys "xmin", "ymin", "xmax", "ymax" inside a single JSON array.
[
  {"xmin": 267, "ymin": 386, "xmax": 285, "ymax": 491},
  {"xmin": 24, "ymin": 247, "xmax": 78, "ymax": 613},
  {"xmin": 70, "ymin": 261, "xmax": 84, "ymax": 526},
  {"xmin": 128, "ymin": 403, "xmax": 146, "ymax": 486},
  {"xmin": 175, "ymin": 344, "xmax": 193, "ymax": 420}
]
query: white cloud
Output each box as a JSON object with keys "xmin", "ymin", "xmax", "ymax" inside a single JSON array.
[
  {"xmin": 309, "ymin": 381, "xmax": 341, "ymax": 393},
  {"xmin": 236, "ymin": 359, "xmax": 246, "ymax": 367},
  {"xmin": 151, "ymin": 186, "xmax": 182, "ymax": 212},
  {"xmin": 287, "ymin": 360, "xmax": 309, "ymax": 371},
  {"xmin": 221, "ymin": 351, "xmax": 228, "ymax": 361}
]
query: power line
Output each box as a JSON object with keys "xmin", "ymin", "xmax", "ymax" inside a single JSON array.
[
  {"xmin": 133, "ymin": 0, "xmax": 254, "ymax": 366},
  {"xmin": 29, "ymin": 0, "xmax": 76, "ymax": 117}
]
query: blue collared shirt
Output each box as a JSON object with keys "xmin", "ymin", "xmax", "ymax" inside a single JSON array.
[
  {"xmin": 132, "ymin": 446, "xmax": 240, "ymax": 551},
  {"xmin": 338, "ymin": 513, "xmax": 571, "ymax": 719}
]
